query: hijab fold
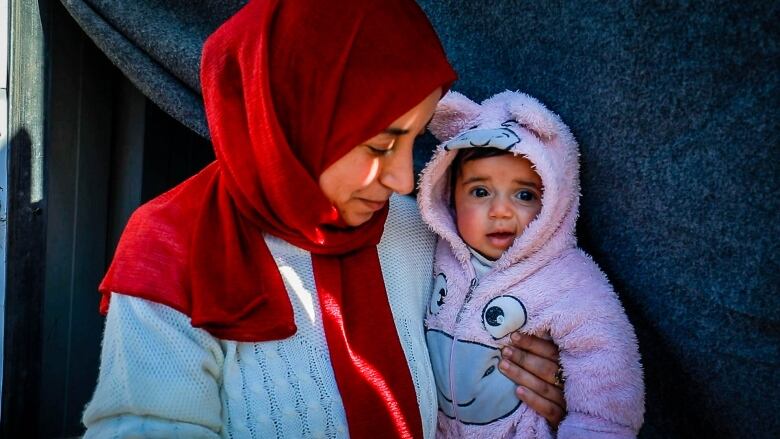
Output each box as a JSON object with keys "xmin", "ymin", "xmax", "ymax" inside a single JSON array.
[{"xmin": 100, "ymin": 0, "xmax": 456, "ymax": 436}]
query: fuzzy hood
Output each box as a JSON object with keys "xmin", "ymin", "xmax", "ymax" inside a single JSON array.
[
  {"xmin": 419, "ymin": 92, "xmax": 644, "ymax": 437},
  {"xmin": 419, "ymin": 90, "xmax": 580, "ymax": 273}
]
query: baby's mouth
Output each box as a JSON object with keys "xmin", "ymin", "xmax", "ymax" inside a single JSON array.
[{"xmin": 486, "ymin": 231, "xmax": 516, "ymax": 247}]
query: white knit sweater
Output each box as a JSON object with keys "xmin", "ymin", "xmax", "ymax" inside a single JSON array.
[{"xmin": 82, "ymin": 195, "xmax": 438, "ymax": 438}]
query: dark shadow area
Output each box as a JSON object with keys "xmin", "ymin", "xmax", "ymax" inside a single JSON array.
[
  {"xmin": 3, "ymin": 2, "xmax": 214, "ymax": 437},
  {"xmin": 2, "ymin": 0, "xmax": 52, "ymax": 434},
  {"xmin": 2, "ymin": 128, "xmax": 47, "ymax": 437},
  {"xmin": 139, "ymin": 100, "xmax": 214, "ymax": 204}
]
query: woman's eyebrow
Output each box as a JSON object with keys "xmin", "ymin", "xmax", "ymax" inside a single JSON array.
[{"xmin": 383, "ymin": 127, "xmax": 411, "ymax": 136}]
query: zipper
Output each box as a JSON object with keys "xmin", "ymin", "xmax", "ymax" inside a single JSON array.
[
  {"xmin": 455, "ymin": 277, "xmax": 478, "ymax": 324},
  {"xmin": 450, "ymin": 276, "xmax": 479, "ymax": 421}
]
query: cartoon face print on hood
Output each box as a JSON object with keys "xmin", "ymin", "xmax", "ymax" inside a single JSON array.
[{"xmin": 418, "ymin": 90, "xmax": 580, "ymax": 427}]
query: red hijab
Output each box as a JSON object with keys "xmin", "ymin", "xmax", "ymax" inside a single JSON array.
[{"xmin": 99, "ymin": 0, "xmax": 456, "ymax": 436}]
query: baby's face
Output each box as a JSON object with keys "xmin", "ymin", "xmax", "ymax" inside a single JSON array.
[{"xmin": 454, "ymin": 154, "xmax": 542, "ymax": 260}]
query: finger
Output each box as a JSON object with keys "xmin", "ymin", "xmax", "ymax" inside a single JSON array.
[
  {"xmin": 516, "ymin": 385, "xmax": 566, "ymax": 427},
  {"xmin": 509, "ymin": 332, "xmax": 559, "ymax": 362},
  {"xmin": 498, "ymin": 356, "xmax": 566, "ymax": 408},
  {"xmin": 501, "ymin": 345, "xmax": 560, "ymax": 387}
]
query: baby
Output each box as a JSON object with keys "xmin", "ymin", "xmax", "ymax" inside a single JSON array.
[{"xmin": 418, "ymin": 91, "xmax": 645, "ymax": 438}]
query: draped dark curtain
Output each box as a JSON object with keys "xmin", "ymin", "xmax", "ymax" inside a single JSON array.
[{"xmin": 59, "ymin": 0, "xmax": 779, "ymax": 437}]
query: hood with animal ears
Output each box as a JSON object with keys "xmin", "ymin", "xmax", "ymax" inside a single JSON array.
[{"xmin": 418, "ymin": 90, "xmax": 581, "ymax": 272}]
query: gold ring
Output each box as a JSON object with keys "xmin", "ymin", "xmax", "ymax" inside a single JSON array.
[{"xmin": 553, "ymin": 366, "xmax": 565, "ymax": 388}]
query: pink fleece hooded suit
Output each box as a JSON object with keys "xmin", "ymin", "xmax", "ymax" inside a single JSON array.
[{"xmin": 418, "ymin": 91, "xmax": 645, "ymax": 438}]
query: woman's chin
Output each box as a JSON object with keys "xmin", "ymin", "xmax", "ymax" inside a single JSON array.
[{"xmin": 341, "ymin": 210, "xmax": 374, "ymax": 227}]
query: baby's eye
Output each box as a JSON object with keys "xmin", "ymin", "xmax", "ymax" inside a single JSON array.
[
  {"xmin": 515, "ymin": 190, "xmax": 536, "ymax": 202},
  {"xmin": 470, "ymin": 187, "xmax": 490, "ymax": 198}
]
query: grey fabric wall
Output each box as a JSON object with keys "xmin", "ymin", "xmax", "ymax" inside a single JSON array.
[{"xmin": 59, "ymin": 0, "xmax": 779, "ymax": 437}]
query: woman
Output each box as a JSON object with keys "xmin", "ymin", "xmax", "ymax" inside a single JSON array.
[{"xmin": 83, "ymin": 0, "xmax": 565, "ymax": 437}]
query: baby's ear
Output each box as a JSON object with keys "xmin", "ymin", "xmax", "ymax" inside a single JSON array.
[
  {"xmin": 504, "ymin": 92, "xmax": 561, "ymax": 142},
  {"xmin": 428, "ymin": 91, "xmax": 481, "ymax": 142}
]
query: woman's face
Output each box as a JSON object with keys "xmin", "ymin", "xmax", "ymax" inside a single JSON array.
[{"xmin": 319, "ymin": 88, "xmax": 442, "ymax": 226}]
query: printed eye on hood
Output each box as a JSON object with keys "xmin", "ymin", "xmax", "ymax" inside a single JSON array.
[
  {"xmin": 418, "ymin": 90, "xmax": 582, "ymax": 272},
  {"xmin": 429, "ymin": 273, "xmax": 448, "ymax": 315}
]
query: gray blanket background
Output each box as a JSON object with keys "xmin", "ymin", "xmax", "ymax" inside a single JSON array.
[{"xmin": 60, "ymin": 0, "xmax": 779, "ymax": 437}]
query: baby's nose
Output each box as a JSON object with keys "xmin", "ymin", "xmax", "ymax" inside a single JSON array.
[{"xmin": 489, "ymin": 197, "xmax": 513, "ymax": 218}]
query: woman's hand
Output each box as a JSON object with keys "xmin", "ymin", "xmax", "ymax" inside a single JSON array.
[{"xmin": 499, "ymin": 332, "xmax": 566, "ymax": 428}]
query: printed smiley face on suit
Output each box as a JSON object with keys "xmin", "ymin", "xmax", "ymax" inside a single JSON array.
[{"xmin": 426, "ymin": 278, "xmax": 528, "ymax": 424}]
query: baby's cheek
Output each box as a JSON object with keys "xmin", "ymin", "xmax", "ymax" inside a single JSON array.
[
  {"xmin": 455, "ymin": 204, "xmax": 486, "ymax": 248},
  {"xmin": 518, "ymin": 204, "xmax": 542, "ymax": 230}
]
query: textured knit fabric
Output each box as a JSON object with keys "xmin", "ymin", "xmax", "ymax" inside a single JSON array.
[
  {"xmin": 83, "ymin": 195, "xmax": 439, "ymax": 439},
  {"xmin": 418, "ymin": 91, "xmax": 644, "ymax": 438}
]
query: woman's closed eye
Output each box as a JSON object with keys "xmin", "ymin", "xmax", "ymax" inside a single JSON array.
[
  {"xmin": 364, "ymin": 144, "xmax": 393, "ymax": 156},
  {"xmin": 362, "ymin": 135, "xmax": 397, "ymax": 156}
]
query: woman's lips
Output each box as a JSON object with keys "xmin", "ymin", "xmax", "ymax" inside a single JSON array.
[
  {"xmin": 486, "ymin": 231, "xmax": 516, "ymax": 248},
  {"xmin": 359, "ymin": 198, "xmax": 387, "ymax": 211}
]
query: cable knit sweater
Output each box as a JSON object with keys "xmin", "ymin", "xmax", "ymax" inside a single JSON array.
[{"xmin": 82, "ymin": 194, "xmax": 439, "ymax": 439}]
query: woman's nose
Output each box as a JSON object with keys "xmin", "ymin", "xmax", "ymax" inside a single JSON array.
[{"xmin": 379, "ymin": 144, "xmax": 415, "ymax": 195}]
